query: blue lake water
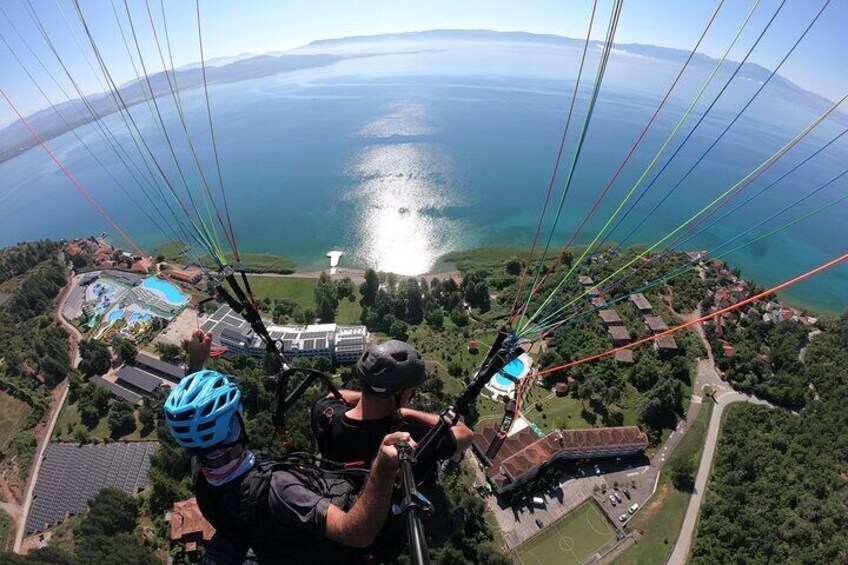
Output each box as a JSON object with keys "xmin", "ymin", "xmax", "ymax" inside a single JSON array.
[
  {"xmin": 142, "ymin": 277, "xmax": 189, "ymax": 305},
  {"xmin": 1, "ymin": 39, "xmax": 846, "ymax": 312}
]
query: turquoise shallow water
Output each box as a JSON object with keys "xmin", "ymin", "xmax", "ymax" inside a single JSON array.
[{"xmin": 0, "ymin": 40, "xmax": 846, "ymax": 313}]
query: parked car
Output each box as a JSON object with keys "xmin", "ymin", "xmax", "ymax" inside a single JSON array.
[
  {"xmin": 532, "ymin": 496, "xmax": 546, "ymax": 508},
  {"xmin": 618, "ymin": 514, "xmax": 627, "ymax": 522},
  {"xmin": 535, "ymin": 518, "xmax": 544, "ymax": 529},
  {"xmin": 594, "ymin": 464, "xmax": 601, "ymax": 475},
  {"xmin": 609, "ymin": 495, "xmax": 617, "ymax": 506},
  {"xmin": 613, "ymin": 492, "xmax": 622, "ymax": 504},
  {"xmin": 623, "ymin": 489, "xmax": 632, "ymax": 499},
  {"xmin": 629, "ymin": 503, "xmax": 639, "ymax": 514}
]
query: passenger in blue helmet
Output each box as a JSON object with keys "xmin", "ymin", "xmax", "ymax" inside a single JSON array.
[{"xmin": 164, "ymin": 330, "xmax": 415, "ymax": 565}]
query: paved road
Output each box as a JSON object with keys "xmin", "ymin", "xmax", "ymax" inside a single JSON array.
[
  {"xmin": 667, "ymin": 390, "xmax": 773, "ymax": 565},
  {"xmin": 13, "ymin": 271, "xmax": 80, "ymax": 553}
]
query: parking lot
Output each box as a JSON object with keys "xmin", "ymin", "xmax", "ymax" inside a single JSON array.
[{"xmin": 475, "ymin": 454, "xmax": 656, "ymax": 550}]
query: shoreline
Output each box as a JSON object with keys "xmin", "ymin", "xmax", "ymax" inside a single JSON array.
[{"xmin": 277, "ymin": 244, "xmax": 844, "ymax": 317}]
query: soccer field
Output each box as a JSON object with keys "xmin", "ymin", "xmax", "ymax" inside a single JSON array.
[{"xmin": 513, "ymin": 500, "xmax": 616, "ymax": 565}]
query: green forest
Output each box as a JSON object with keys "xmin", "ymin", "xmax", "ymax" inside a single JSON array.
[
  {"xmin": 0, "ymin": 241, "xmax": 70, "ymax": 474},
  {"xmin": 691, "ymin": 313, "xmax": 848, "ymax": 564}
]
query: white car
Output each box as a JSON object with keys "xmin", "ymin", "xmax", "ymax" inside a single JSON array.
[
  {"xmin": 629, "ymin": 503, "xmax": 639, "ymax": 514},
  {"xmin": 618, "ymin": 514, "xmax": 627, "ymax": 522},
  {"xmin": 608, "ymin": 495, "xmax": 617, "ymax": 505},
  {"xmin": 594, "ymin": 464, "xmax": 601, "ymax": 475},
  {"xmin": 613, "ymin": 492, "xmax": 622, "ymax": 504}
]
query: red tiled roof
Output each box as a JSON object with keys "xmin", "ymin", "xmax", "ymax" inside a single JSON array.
[
  {"xmin": 473, "ymin": 423, "xmax": 648, "ymax": 493},
  {"xmin": 170, "ymin": 498, "xmax": 215, "ymax": 543}
]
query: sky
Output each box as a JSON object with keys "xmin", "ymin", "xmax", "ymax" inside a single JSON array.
[{"xmin": 0, "ymin": 0, "xmax": 846, "ymax": 128}]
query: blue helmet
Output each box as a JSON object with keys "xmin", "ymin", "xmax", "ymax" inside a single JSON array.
[{"xmin": 163, "ymin": 370, "xmax": 242, "ymax": 450}]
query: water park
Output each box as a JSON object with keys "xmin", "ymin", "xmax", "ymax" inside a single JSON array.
[{"xmin": 78, "ymin": 272, "xmax": 190, "ymax": 341}]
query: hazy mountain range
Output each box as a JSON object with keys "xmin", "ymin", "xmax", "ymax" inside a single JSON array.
[{"xmin": 0, "ymin": 29, "xmax": 836, "ymax": 164}]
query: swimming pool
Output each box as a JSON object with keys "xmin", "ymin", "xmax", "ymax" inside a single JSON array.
[
  {"xmin": 142, "ymin": 277, "xmax": 188, "ymax": 305},
  {"xmin": 493, "ymin": 358, "xmax": 525, "ymax": 388},
  {"xmin": 107, "ymin": 309, "xmax": 124, "ymax": 322},
  {"xmin": 129, "ymin": 312, "xmax": 152, "ymax": 323}
]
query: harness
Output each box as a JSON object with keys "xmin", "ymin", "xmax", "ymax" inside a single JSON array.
[{"xmin": 195, "ymin": 457, "xmax": 367, "ymax": 562}]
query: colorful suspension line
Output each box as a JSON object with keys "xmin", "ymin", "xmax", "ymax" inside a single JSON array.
[
  {"xmin": 139, "ymin": 0, "xmax": 238, "ymax": 260},
  {"xmin": 515, "ymin": 0, "xmax": 624, "ymax": 326},
  {"xmin": 544, "ymin": 167, "xmax": 848, "ymax": 335},
  {"xmin": 22, "ymin": 0, "xmax": 208, "ymax": 256},
  {"xmin": 195, "ymin": 0, "xmax": 239, "ymax": 262},
  {"xmin": 1, "ymin": 87, "xmax": 146, "ymax": 257},
  {"xmin": 573, "ymin": 123, "xmax": 848, "ymax": 324},
  {"xmin": 12, "ymin": 2, "xmax": 168, "ymax": 201},
  {"xmin": 535, "ymin": 251, "xmax": 848, "ymax": 374},
  {"xmin": 508, "ymin": 0, "xmax": 600, "ymax": 322},
  {"xmin": 70, "ymin": 0, "xmax": 224, "ymax": 265},
  {"xmin": 0, "ymin": 32, "xmax": 184, "ymax": 250},
  {"xmin": 603, "ymin": 0, "xmax": 828, "ymax": 254},
  {"xmin": 522, "ymin": 0, "xmax": 763, "ymax": 330},
  {"xmin": 522, "ymin": 93, "xmax": 847, "ymax": 336},
  {"xmin": 515, "ymin": 0, "xmax": 727, "ymax": 320},
  {"xmin": 117, "ymin": 0, "xmax": 228, "ymax": 263}
]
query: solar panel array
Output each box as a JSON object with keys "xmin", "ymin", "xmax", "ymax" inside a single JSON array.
[
  {"xmin": 134, "ymin": 353, "xmax": 185, "ymax": 380},
  {"xmin": 116, "ymin": 366, "xmax": 162, "ymax": 393},
  {"xmin": 89, "ymin": 375, "xmax": 142, "ymax": 405},
  {"xmin": 26, "ymin": 442, "xmax": 159, "ymax": 534}
]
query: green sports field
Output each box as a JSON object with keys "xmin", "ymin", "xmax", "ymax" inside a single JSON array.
[{"xmin": 514, "ymin": 500, "xmax": 616, "ymax": 565}]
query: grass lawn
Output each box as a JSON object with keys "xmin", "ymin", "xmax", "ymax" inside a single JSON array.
[
  {"xmin": 53, "ymin": 398, "xmax": 153, "ymax": 443},
  {"xmin": 514, "ymin": 499, "xmax": 616, "ymax": 565},
  {"xmin": 245, "ymin": 276, "xmax": 363, "ymax": 325},
  {"xmin": 0, "ymin": 391, "xmax": 32, "ymax": 449},
  {"xmin": 611, "ymin": 399, "xmax": 714, "ymax": 565}
]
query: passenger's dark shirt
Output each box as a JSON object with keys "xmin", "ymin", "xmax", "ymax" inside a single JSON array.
[{"xmin": 196, "ymin": 459, "xmax": 360, "ymax": 564}]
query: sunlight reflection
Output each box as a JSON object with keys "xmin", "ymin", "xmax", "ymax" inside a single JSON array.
[{"xmin": 346, "ymin": 141, "xmax": 463, "ymax": 275}]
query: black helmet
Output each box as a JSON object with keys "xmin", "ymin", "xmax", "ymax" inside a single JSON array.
[{"xmin": 356, "ymin": 340, "xmax": 427, "ymax": 397}]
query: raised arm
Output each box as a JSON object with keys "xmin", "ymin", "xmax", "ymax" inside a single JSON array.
[
  {"xmin": 185, "ymin": 329, "xmax": 212, "ymax": 373},
  {"xmin": 400, "ymin": 408, "xmax": 474, "ymax": 454},
  {"xmin": 324, "ymin": 432, "xmax": 413, "ymax": 548}
]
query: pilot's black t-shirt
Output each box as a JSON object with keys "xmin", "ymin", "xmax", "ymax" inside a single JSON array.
[{"xmin": 311, "ymin": 397, "xmax": 457, "ymax": 472}]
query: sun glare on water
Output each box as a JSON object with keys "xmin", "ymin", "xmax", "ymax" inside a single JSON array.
[{"xmin": 346, "ymin": 103, "xmax": 464, "ymax": 275}]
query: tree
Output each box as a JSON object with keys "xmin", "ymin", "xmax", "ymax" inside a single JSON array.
[
  {"xmin": 314, "ymin": 272, "xmax": 339, "ymax": 322},
  {"xmin": 360, "ymin": 268, "xmax": 380, "ymax": 307},
  {"xmin": 138, "ymin": 405, "xmax": 155, "ymax": 434},
  {"xmin": 670, "ymin": 459, "xmax": 695, "ymax": 492},
  {"xmin": 74, "ymin": 488, "xmax": 155, "ymax": 565},
  {"xmin": 450, "ymin": 308, "xmax": 469, "ymax": 327},
  {"xmin": 79, "ymin": 339, "xmax": 111, "ymax": 376},
  {"xmin": 155, "ymin": 342, "xmax": 183, "ymax": 363},
  {"xmin": 505, "ymin": 256, "xmax": 523, "ymax": 276},
  {"xmin": 335, "ymin": 277, "xmax": 356, "ymax": 302},
  {"xmin": 112, "ymin": 338, "xmax": 137, "ymax": 364},
  {"xmin": 426, "ymin": 308, "xmax": 445, "ymax": 330},
  {"xmin": 389, "ymin": 320, "xmax": 409, "ymax": 341},
  {"xmin": 107, "ymin": 402, "xmax": 136, "ymax": 439}
]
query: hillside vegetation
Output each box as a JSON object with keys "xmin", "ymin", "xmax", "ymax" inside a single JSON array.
[
  {"xmin": 0, "ymin": 242, "xmax": 70, "ymax": 474},
  {"xmin": 691, "ymin": 313, "xmax": 848, "ymax": 563}
]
